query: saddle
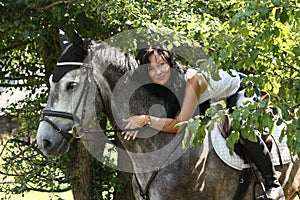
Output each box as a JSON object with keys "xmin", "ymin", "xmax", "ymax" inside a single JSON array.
[
  {"xmin": 216, "ymin": 91, "xmax": 284, "ymax": 199},
  {"xmin": 217, "ymin": 91, "xmax": 283, "ymax": 162}
]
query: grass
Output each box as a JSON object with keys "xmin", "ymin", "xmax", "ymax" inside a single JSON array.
[
  {"xmin": 0, "ymin": 191, "xmax": 73, "ymax": 200},
  {"xmin": 0, "ymin": 135, "xmax": 74, "ymax": 200},
  {"xmin": 0, "ymin": 156, "xmax": 73, "ymax": 200}
]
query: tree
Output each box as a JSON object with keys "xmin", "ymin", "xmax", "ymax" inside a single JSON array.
[
  {"xmin": 0, "ymin": 1, "xmax": 133, "ymax": 199},
  {"xmin": 0, "ymin": 0, "xmax": 299, "ymax": 199}
]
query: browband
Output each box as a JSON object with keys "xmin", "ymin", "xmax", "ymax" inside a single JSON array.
[{"xmin": 57, "ymin": 62, "xmax": 83, "ymax": 66}]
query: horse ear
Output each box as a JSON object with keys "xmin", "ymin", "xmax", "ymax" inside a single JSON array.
[
  {"xmin": 59, "ymin": 29, "xmax": 70, "ymax": 50},
  {"xmin": 73, "ymin": 29, "xmax": 84, "ymax": 47}
]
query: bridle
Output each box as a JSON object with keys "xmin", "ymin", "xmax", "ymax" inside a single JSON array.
[
  {"xmin": 40, "ymin": 61, "xmax": 91, "ymax": 142},
  {"xmin": 39, "ymin": 61, "xmax": 141, "ymax": 142}
]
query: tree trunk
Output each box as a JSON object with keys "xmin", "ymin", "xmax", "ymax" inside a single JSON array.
[
  {"xmin": 62, "ymin": 129, "xmax": 134, "ymax": 199},
  {"xmin": 64, "ymin": 140, "xmax": 134, "ymax": 200},
  {"xmin": 66, "ymin": 141, "xmax": 92, "ymax": 200},
  {"xmin": 115, "ymin": 136, "xmax": 134, "ymax": 200},
  {"xmin": 41, "ymin": 34, "xmax": 60, "ymax": 88}
]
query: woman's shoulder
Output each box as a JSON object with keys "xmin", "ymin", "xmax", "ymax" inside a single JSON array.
[
  {"xmin": 184, "ymin": 68, "xmax": 208, "ymax": 93},
  {"xmin": 184, "ymin": 67, "xmax": 202, "ymax": 80}
]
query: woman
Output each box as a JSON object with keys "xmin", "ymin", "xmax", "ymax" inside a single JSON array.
[{"xmin": 122, "ymin": 45, "xmax": 284, "ymax": 200}]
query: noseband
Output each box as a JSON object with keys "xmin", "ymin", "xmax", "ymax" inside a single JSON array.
[{"xmin": 40, "ymin": 110, "xmax": 78, "ymax": 141}]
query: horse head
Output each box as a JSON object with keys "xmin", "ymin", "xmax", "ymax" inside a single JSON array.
[{"xmin": 36, "ymin": 30, "xmax": 94, "ymax": 155}]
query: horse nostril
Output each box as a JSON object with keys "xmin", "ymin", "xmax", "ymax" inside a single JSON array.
[{"xmin": 43, "ymin": 139, "xmax": 52, "ymax": 149}]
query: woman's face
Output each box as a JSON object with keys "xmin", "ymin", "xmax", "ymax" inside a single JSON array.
[{"xmin": 147, "ymin": 52, "xmax": 171, "ymax": 86}]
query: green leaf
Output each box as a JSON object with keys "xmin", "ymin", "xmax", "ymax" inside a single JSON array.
[
  {"xmin": 248, "ymin": 130, "xmax": 258, "ymax": 142},
  {"xmin": 241, "ymin": 129, "xmax": 248, "ymax": 139},
  {"xmin": 280, "ymin": 9, "xmax": 289, "ymax": 23},
  {"xmin": 182, "ymin": 127, "xmax": 190, "ymax": 150},
  {"xmin": 258, "ymin": 6, "xmax": 268, "ymax": 17},
  {"xmin": 272, "ymin": 27, "xmax": 280, "ymax": 37},
  {"xmin": 295, "ymin": 130, "xmax": 300, "ymax": 143},
  {"xmin": 232, "ymin": 120, "xmax": 241, "ymax": 131},
  {"xmin": 250, "ymin": 49, "xmax": 259, "ymax": 61},
  {"xmin": 220, "ymin": 50, "xmax": 229, "ymax": 60},
  {"xmin": 226, "ymin": 131, "xmax": 239, "ymax": 155},
  {"xmin": 292, "ymin": 46, "xmax": 300, "ymax": 57},
  {"xmin": 194, "ymin": 125, "xmax": 207, "ymax": 144},
  {"xmin": 187, "ymin": 22, "xmax": 196, "ymax": 30},
  {"xmin": 207, "ymin": 121, "xmax": 215, "ymax": 132},
  {"xmin": 245, "ymin": 87, "xmax": 255, "ymax": 98},
  {"xmin": 175, "ymin": 121, "xmax": 188, "ymax": 127},
  {"xmin": 187, "ymin": 119, "xmax": 200, "ymax": 134},
  {"xmin": 272, "ymin": 0, "xmax": 281, "ymax": 6},
  {"xmin": 241, "ymin": 107, "xmax": 250, "ymax": 120},
  {"xmin": 276, "ymin": 118, "xmax": 283, "ymax": 126}
]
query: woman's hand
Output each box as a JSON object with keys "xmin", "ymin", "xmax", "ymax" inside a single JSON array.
[{"xmin": 122, "ymin": 115, "xmax": 148, "ymax": 140}]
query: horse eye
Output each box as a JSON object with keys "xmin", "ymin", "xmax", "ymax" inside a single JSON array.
[{"xmin": 66, "ymin": 82, "xmax": 78, "ymax": 90}]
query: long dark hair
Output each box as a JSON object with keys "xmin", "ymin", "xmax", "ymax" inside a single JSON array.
[
  {"xmin": 129, "ymin": 45, "xmax": 188, "ymax": 117},
  {"xmin": 134, "ymin": 44, "xmax": 187, "ymax": 93}
]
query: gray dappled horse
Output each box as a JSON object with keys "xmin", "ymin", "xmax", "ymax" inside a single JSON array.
[{"xmin": 36, "ymin": 30, "xmax": 300, "ymax": 200}]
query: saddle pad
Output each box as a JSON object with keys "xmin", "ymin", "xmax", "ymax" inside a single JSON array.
[{"xmin": 211, "ymin": 123, "xmax": 291, "ymax": 171}]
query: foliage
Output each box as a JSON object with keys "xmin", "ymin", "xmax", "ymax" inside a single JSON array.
[
  {"xmin": 0, "ymin": 0, "xmax": 299, "ymax": 199},
  {"xmin": 182, "ymin": 0, "xmax": 299, "ymax": 156}
]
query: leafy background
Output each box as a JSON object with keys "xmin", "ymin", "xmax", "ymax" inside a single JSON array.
[{"xmin": 0, "ymin": 0, "xmax": 299, "ymax": 199}]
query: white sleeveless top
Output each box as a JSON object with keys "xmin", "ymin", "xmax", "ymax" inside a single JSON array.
[{"xmin": 184, "ymin": 68, "xmax": 241, "ymax": 104}]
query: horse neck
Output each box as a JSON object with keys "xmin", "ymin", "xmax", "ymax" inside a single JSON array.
[
  {"xmin": 90, "ymin": 42, "xmax": 136, "ymax": 127},
  {"xmin": 89, "ymin": 43, "xmax": 182, "ymax": 157}
]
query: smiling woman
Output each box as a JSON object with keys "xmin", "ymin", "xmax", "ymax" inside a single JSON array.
[
  {"xmin": 121, "ymin": 44, "xmax": 286, "ymax": 199},
  {"xmin": 146, "ymin": 50, "xmax": 172, "ymax": 86}
]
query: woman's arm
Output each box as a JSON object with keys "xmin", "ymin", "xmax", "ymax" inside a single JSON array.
[{"xmin": 122, "ymin": 73, "xmax": 207, "ymax": 140}]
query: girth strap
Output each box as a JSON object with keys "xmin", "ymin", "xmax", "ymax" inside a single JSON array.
[
  {"xmin": 135, "ymin": 168, "xmax": 159, "ymax": 200},
  {"xmin": 134, "ymin": 132, "xmax": 185, "ymax": 199}
]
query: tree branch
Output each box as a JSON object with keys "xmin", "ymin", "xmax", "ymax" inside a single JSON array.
[
  {"xmin": 0, "ymin": 170, "xmax": 20, "ymax": 177},
  {"xmin": 26, "ymin": 186, "xmax": 71, "ymax": 193},
  {"xmin": 0, "ymin": 75, "xmax": 45, "ymax": 80},
  {"xmin": 0, "ymin": 83, "xmax": 43, "ymax": 87},
  {"xmin": 39, "ymin": 1, "xmax": 72, "ymax": 10}
]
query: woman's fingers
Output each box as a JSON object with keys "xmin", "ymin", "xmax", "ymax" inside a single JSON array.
[
  {"xmin": 132, "ymin": 131, "xmax": 138, "ymax": 140},
  {"xmin": 122, "ymin": 117, "xmax": 138, "ymax": 140},
  {"xmin": 121, "ymin": 115, "xmax": 147, "ymax": 140},
  {"xmin": 123, "ymin": 131, "xmax": 138, "ymax": 140}
]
